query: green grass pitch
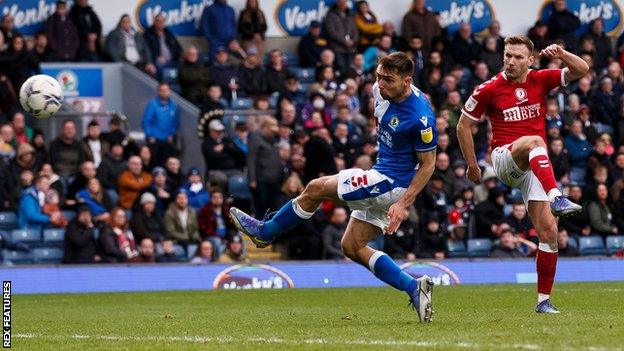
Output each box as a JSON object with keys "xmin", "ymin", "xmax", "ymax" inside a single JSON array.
[{"xmin": 12, "ymin": 282, "xmax": 624, "ymax": 350}]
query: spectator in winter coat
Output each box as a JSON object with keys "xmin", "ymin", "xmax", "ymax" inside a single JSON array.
[
  {"xmin": 105, "ymin": 14, "xmax": 156, "ymax": 75},
  {"xmin": 417, "ymin": 217, "xmax": 445, "ymax": 259},
  {"xmin": 18, "ymin": 175, "xmax": 59, "ymax": 230},
  {"xmin": 45, "ymin": 0, "xmax": 79, "ymax": 61},
  {"xmin": 323, "ymin": 0, "xmax": 359, "ymax": 76},
  {"xmin": 143, "ymin": 13, "xmax": 182, "ymax": 77},
  {"xmin": 490, "ymin": 229, "xmax": 526, "ymax": 258},
  {"xmin": 179, "ymin": 46, "xmax": 211, "ymax": 103},
  {"xmin": 354, "ymin": 0, "xmax": 382, "ymax": 49},
  {"xmin": 76, "ymin": 178, "xmax": 113, "ymax": 223},
  {"xmin": 117, "ymin": 156, "xmax": 153, "ymax": 209},
  {"xmin": 321, "ymin": 207, "xmax": 347, "ymax": 259},
  {"xmin": 48, "ymin": 119, "xmax": 85, "ymax": 181},
  {"xmin": 401, "ymin": 0, "xmax": 441, "ymax": 55},
  {"xmin": 474, "ymin": 188, "xmax": 506, "ymax": 239},
  {"xmin": 81, "ymin": 120, "xmax": 109, "ymax": 168},
  {"xmin": 130, "ymin": 192, "xmax": 164, "ymax": 244},
  {"xmin": 62, "ymin": 205, "xmax": 100, "ymax": 264},
  {"xmin": 0, "ymin": 35, "xmax": 40, "ymax": 91},
  {"xmin": 96, "ymin": 143, "xmax": 126, "ymax": 203},
  {"xmin": 69, "ymin": 0, "xmax": 103, "ymax": 55},
  {"xmin": 237, "ymin": 0, "xmax": 268, "ymax": 56},
  {"xmin": 163, "ymin": 190, "xmax": 201, "ymax": 248},
  {"xmin": 547, "ymin": 0, "xmax": 580, "ymax": 52},
  {"xmin": 210, "ymin": 47, "xmax": 240, "ymax": 99},
  {"xmin": 239, "ymin": 47, "xmax": 267, "ymax": 97},
  {"xmin": 297, "ymin": 21, "xmax": 327, "ymax": 68},
  {"xmin": 564, "ymin": 120, "xmax": 593, "ymax": 185},
  {"xmin": 200, "ymin": 0, "xmax": 237, "ymax": 60},
  {"xmin": 198, "ymin": 190, "xmax": 233, "ymax": 255},
  {"xmin": 142, "ymin": 83, "xmax": 179, "ymax": 167},
  {"xmin": 99, "ymin": 207, "xmax": 138, "ymax": 263},
  {"xmin": 182, "ymin": 167, "xmax": 210, "ymax": 211}
]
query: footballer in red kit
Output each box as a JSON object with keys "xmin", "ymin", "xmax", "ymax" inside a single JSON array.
[{"xmin": 457, "ymin": 35, "xmax": 588, "ymax": 314}]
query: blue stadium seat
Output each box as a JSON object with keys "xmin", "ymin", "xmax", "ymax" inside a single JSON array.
[
  {"xmin": 0, "ymin": 212, "xmax": 18, "ymax": 231},
  {"xmin": 2, "ymin": 249, "xmax": 33, "ymax": 264},
  {"xmin": 578, "ymin": 236, "xmax": 607, "ymax": 256},
  {"xmin": 283, "ymin": 52, "xmax": 299, "ymax": 67},
  {"xmin": 268, "ymin": 92, "xmax": 279, "ymax": 108},
  {"xmin": 467, "ymin": 238, "xmax": 492, "ymax": 258},
  {"xmin": 63, "ymin": 211, "xmax": 76, "ymax": 222},
  {"xmin": 219, "ymin": 98, "xmax": 230, "ymax": 108},
  {"xmin": 187, "ymin": 244, "xmax": 198, "ymax": 260},
  {"xmin": 162, "ymin": 67, "xmax": 179, "ymax": 84},
  {"xmin": 228, "ymin": 175, "xmax": 252, "ymax": 200},
  {"xmin": 222, "ymin": 114, "xmax": 246, "ymax": 132},
  {"xmin": 446, "ymin": 239, "xmax": 467, "ymax": 258},
  {"xmin": 567, "ymin": 236, "xmax": 578, "ymax": 249},
  {"xmin": 32, "ymin": 247, "xmax": 64, "ymax": 264},
  {"xmin": 43, "ymin": 228, "xmax": 65, "ymax": 246},
  {"xmin": 10, "ymin": 229, "xmax": 41, "ymax": 245},
  {"xmin": 606, "ymin": 235, "xmax": 624, "ymax": 255},
  {"xmin": 230, "ymin": 97, "xmax": 254, "ymax": 110},
  {"xmin": 200, "ymin": 52, "xmax": 211, "ymax": 64},
  {"xmin": 292, "ymin": 67, "xmax": 315, "ymax": 83},
  {"xmin": 173, "ymin": 244, "xmax": 187, "ymax": 262}
]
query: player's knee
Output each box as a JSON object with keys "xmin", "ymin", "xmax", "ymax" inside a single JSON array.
[
  {"xmin": 340, "ymin": 237, "xmax": 357, "ymax": 259},
  {"xmin": 524, "ymin": 135, "xmax": 546, "ymax": 149},
  {"xmin": 303, "ymin": 178, "xmax": 324, "ymax": 198}
]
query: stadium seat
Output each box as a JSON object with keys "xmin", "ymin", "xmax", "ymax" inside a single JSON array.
[
  {"xmin": 578, "ymin": 236, "xmax": 607, "ymax": 256},
  {"xmin": 292, "ymin": 67, "xmax": 315, "ymax": 83},
  {"xmin": 0, "ymin": 230, "xmax": 8, "ymax": 242},
  {"xmin": 43, "ymin": 228, "xmax": 65, "ymax": 246},
  {"xmin": 567, "ymin": 236, "xmax": 578, "ymax": 249},
  {"xmin": 32, "ymin": 247, "xmax": 64, "ymax": 264},
  {"xmin": 2, "ymin": 249, "xmax": 33, "ymax": 264},
  {"xmin": 446, "ymin": 239, "xmax": 467, "ymax": 258},
  {"xmin": 467, "ymin": 238, "xmax": 492, "ymax": 258},
  {"xmin": 228, "ymin": 175, "xmax": 252, "ymax": 200},
  {"xmin": 187, "ymin": 244, "xmax": 198, "ymax": 260},
  {"xmin": 0, "ymin": 212, "xmax": 18, "ymax": 231},
  {"xmin": 200, "ymin": 52, "xmax": 211, "ymax": 64},
  {"xmin": 230, "ymin": 97, "xmax": 254, "ymax": 110},
  {"xmin": 283, "ymin": 52, "xmax": 299, "ymax": 67},
  {"xmin": 10, "ymin": 229, "xmax": 41, "ymax": 245},
  {"xmin": 173, "ymin": 244, "xmax": 187, "ymax": 262},
  {"xmin": 162, "ymin": 67, "xmax": 179, "ymax": 84},
  {"xmin": 606, "ymin": 235, "xmax": 624, "ymax": 255},
  {"xmin": 219, "ymin": 98, "xmax": 230, "ymax": 108},
  {"xmin": 63, "ymin": 211, "xmax": 76, "ymax": 222}
]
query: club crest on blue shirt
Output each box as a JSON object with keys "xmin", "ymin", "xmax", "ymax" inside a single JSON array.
[
  {"xmin": 421, "ymin": 127, "xmax": 433, "ymax": 143},
  {"xmin": 388, "ymin": 116, "xmax": 400, "ymax": 131}
]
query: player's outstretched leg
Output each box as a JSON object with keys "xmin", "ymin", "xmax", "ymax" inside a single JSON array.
[
  {"xmin": 341, "ymin": 217, "xmax": 434, "ymax": 323},
  {"xmin": 230, "ymin": 176, "xmax": 339, "ymax": 248},
  {"xmin": 512, "ymin": 136, "xmax": 582, "ymax": 217},
  {"xmin": 528, "ymin": 201, "xmax": 560, "ymax": 314}
]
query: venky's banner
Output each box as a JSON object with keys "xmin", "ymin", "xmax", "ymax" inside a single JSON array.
[{"xmin": 2, "ymin": 0, "xmax": 623, "ymax": 38}]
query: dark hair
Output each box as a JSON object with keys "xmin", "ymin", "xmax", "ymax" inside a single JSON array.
[
  {"xmin": 378, "ymin": 52, "xmax": 414, "ymax": 77},
  {"xmin": 504, "ymin": 35, "xmax": 535, "ymax": 54}
]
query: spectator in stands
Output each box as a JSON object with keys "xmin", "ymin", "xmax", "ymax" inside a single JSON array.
[
  {"xmin": 237, "ymin": 0, "xmax": 267, "ymax": 56},
  {"xmin": 505, "ymin": 202, "xmax": 536, "ymax": 243},
  {"xmin": 592, "ymin": 77, "xmax": 618, "ymax": 134},
  {"xmin": 583, "ymin": 18, "xmax": 612, "ymax": 72},
  {"xmin": 479, "ymin": 37, "xmax": 503, "ymax": 75},
  {"xmin": 78, "ymin": 32, "xmax": 107, "ymax": 62},
  {"xmin": 201, "ymin": 119, "xmax": 235, "ymax": 186},
  {"xmin": 156, "ymin": 239, "xmax": 178, "ymax": 263},
  {"xmin": 239, "ymin": 47, "xmax": 266, "ymax": 97},
  {"xmin": 165, "ymin": 156, "xmax": 185, "ymax": 191},
  {"xmin": 117, "ymin": 155, "xmax": 152, "ymax": 210},
  {"xmin": 38, "ymin": 163, "xmax": 64, "ymax": 203},
  {"xmin": 588, "ymin": 183, "xmax": 619, "ymax": 237},
  {"xmin": 144, "ymin": 166, "xmax": 171, "ymax": 217},
  {"xmin": 45, "ymin": 0, "xmax": 79, "ymax": 61},
  {"xmin": 163, "ymin": 189, "xmax": 200, "ymax": 248},
  {"xmin": 100, "ymin": 116, "xmax": 138, "ymax": 158},
  {"xmin": 490, "ymin": 229, "xmax": 526, "ymax": 258},
  {"xmin": 354, "ymin": 0, "xmax": 382, "ymax": 50},
  {"xmin": 179, "ymin": 46, "xmax": 211, "ymax": 104},
  {"xmin": 0, "ymin": 15, "xmax": 19, "ymax": 51},
  {"xmin": 142, "ymin": 82, "xmax": 179, "ymax": 167},
  {"xmin": 420, "ymin": 172, "xmax": 448, "ymax": 224},
  {"xmin": 210, "ymin": 46, "xmax": 240, "ymax": 99},
  {"xmin": 547, "ymin": 0, "xmax": 580, "ymax": 52},
  {"xmin": 138, "ymin": 145, "xmax": 155, "ymax": 173},
  {"xmin": 198, "ymin": 190, "xmax": 232, "ymax": 256},
  {"xmin": 49, "ymin": 119, "xmax": 85, "ymax": 181},
  {"xmin": 451, "ymin": 23, "xmax": 481, "ymax": 69},
  {"xmin": 183, "ymin": 167, "xmax": 210, "ymax": 211},
  {"xmin": 62, "ymin": 205, "xmax": 100, "ymax": 264},
  {"xmin": 401, "ymin": 0, "xmax": 442, "ymax": 55},
  {"xmin": 1, "ymin": 35, "xmax": 40, "ymax": 91},
  {"xmin": 362, "ymin": 34, "xmax": 395, "ymax": 72},
  {"xmin": 565, "ymin": 120, "xmax": 593, "ymax": 185},
  {"xmin": 80, "ymin": 120, "xmax": 108, "ymax": 168},
  {"xmin": 31, "ymin": 32, "xmax": 53, "ymax": 62},
  {"xmin": 557, "ymin": 228, "xmax": 579, "ymax": 257},
  {"xmin": 321, "ymin": 206, "xmax": 347, "ymax": 259},
  {"xmin": 548, "ymin": 137, "xmax": 569, "ymax": 183},
  {"xmin": 559, "ymin": 184, "xmax": 591, "ymax": 237},
  {"xmin": 10, "ymin": 112, "xmax": 32, "ymax": 146},
  {"xmin": 417, "ymin": 217, "xmax": 445, "ymax": 259},
  {"xmin": 96, "ymin": 142, "xmax": 125, "ymax": 204},
  {"xmin": 323, "ymin": 0, "xmax": 359, "ymax": 76},
  {"xmin": 190, "ymin": 240, "xmax": 214, "ymax": 264},
  {"xmin": 134, "ymin": 238, "xmax": 156, "ymax": 263},
  {"xmin": 265, "ymin": 49, "xmax": 292, "ymax": 94},
  {"xmin": 105, "ymin": 14, "xmax": 156, "ymax": 76},
  {"xmin": 18, "ymin": 175, "xmax": 59, "ymax": 230},
  {"xmin": 474, "ymin": 187, "xmax": 505, "ymax": 239},
  {"xmin": 144, "ymin": 13, "xmax": 182, "ymax": 78},
  {"xmin": 248, "ymin": 116, "xmax": 283, "ymax": 217},
  {"xmin": 298, "ymin": 21, "xmax": 327, "ymax": 68},
  {"xmin": 67, "ymin": 161, "xmax": 97, "ymax": 205},
  {"xmin": 200, "ymin": 0, "xmax": 236, "ymax": 60},
  {"xmin": 198, "ymin": 84, "xmax": 225, "ymax": 123},
  {"xmin": 528, "ymin": 20, "xmax": 550, "ymax": 53},
  {"xmin": 5, "ymin": 142, "xmax": 39, "ymax": 206},
  {"xmin": 76, "ymin": 178, "xmax": 113, "ymax": 223},
  {"xmin": 381, "ymin": 21, "xmax": 405, "ymax": 53},
  {"xmin": 0, "ymin": 124, "xmax": 15, "ymax": 162},
  {"xmin": 43, "ymin": 188, "xmax": 67, "ymax": 228},
  {"xmin": 99, "ymin": 207, "xmax": 138, "ymax": 263},
  {"xmin": 69, "ymin": 0, "xmax": 102, "ymax": 49},
  {"xmin": 218, "ymin": 234, "xmax": 248, "ymax": 263}
]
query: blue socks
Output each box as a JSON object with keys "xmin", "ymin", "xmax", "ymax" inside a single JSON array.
[
  {"xmin": 260, "ymin": 200, "xmax": 314, "ymax": 241},
  {"xmin": 369, "ymin": 251, "xmax": 416, "ymax": 296}
]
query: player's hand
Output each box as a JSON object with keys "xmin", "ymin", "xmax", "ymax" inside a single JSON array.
[
  {"xmin": 467, "ymin": 165, "xmax": 482, "ymax": 183},
  {"xmin": 540, "ymin": 44, "xmax": 565, "ymax": 59},
  {"xmin": 385, "ymin": 203, "xmax": 409, "ymax": 234}
]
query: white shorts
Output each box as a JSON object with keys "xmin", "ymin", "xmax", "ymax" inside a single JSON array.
[
  {"xmin": 337, "ymin": 168, "xmax": 407, "ymax": 230},
  {"xmin": 491, "ymin": 144, "xmax": 548, "ymax": 207}
]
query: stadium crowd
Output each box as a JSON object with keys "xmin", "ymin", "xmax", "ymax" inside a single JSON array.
[{"xmin": 0, "ymin": 0, "xmax": 623, "ymax": 264}]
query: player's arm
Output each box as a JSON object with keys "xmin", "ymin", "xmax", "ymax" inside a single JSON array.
[
  {"xmin": 540, "ymin": 44, "xmax": 589, "ymax": 83},
  {"xmin": 386, "ymin": 149, "xmax": 436, "ymax": 234},
  {"xmin": 456, "ymin": 113, "xmax": 481, "ymax": 183}
]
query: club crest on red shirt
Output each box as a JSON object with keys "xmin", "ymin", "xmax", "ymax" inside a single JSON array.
[{"xmin": 515, "ymin": 88, "xmax": 527, "ymax": 102}]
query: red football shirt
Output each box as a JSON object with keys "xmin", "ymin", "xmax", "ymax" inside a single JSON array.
[{"xmin": 461, "ymin": 69, "xmax": 567, "ymax": 148}]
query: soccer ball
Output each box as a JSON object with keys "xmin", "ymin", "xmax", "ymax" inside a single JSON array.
[{"xmin": 19, "ymin": 74, "xmax": 64, "ymax": 118}]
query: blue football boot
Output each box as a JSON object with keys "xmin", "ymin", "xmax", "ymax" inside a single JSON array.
[
  {"xmin": 408, "ymin": 275, "xmax": 435, "ymax": 323},
  {"xmin": 535, "ymin": 299, "xmax": 560, "ymax": 314},
  {"xmin": 229, "ymin": 207, "xmax": 271, "ymax": 248},
  {"xmin": 550, "ymin": 196, "xmax": 582, "ymax": 217}
]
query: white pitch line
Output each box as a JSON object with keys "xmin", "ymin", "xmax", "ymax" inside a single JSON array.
[{"xmin": 12, "ymin": 333, "xmax": 618, "ymax": 350}]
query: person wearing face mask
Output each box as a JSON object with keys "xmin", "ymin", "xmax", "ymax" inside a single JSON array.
[{"xmin": 302, "ymin": 93, "xmax": 332, "ymax": 128}]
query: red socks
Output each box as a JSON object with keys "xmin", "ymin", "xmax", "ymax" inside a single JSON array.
[
  {"xmin": 529, "ymin": 147, "xmax": 560, "ymax": 201},
  {"xmin": 536, "ymin": 244, "xmax": 558, "ymax": 298}
]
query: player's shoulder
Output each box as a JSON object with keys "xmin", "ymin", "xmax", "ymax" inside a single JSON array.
[{"xmin": 471, "ymin": 72, "xmax": 505, "ymax": 96}]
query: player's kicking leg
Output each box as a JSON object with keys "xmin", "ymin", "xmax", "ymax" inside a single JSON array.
[
  {"xmin": 341, "ymin": 217, "xmax": 434, "ymax": 323},
  {"xmin": 230, "ymin": 175, "xmax": 341, "ymax": 248},
  {"xmin": 511, "ymin": 136, "xmax": 581, "ymax": 217},
  {"xmin": 527, "ymin": 200, "xmax": 560, "ymax": 314}
]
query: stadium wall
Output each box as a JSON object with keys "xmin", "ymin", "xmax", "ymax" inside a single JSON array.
[{"xmin": 1, "ymin": 258, "xmax": 623, "ymax": 294}]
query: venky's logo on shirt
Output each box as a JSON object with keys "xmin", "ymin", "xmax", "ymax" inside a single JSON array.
[
  {"xmin": 421, "ymin": 127, "xmax": 434, "ymax": 144},
  {"xmin": 388, "ymin": 116, "xmax": 400, "ymax": 131}
]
